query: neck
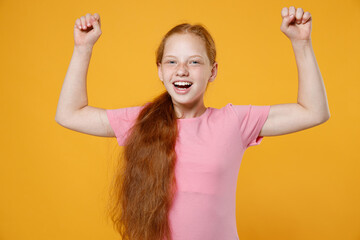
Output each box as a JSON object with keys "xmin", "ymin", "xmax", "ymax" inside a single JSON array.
[{"xmin": 173, "ymin": 101, "xmax": 207, "ymax": 119}]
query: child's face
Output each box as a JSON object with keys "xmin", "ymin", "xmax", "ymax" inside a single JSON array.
[{"xmin": 157, "ymin": 33, "xmax": 217, "ymax": 107}]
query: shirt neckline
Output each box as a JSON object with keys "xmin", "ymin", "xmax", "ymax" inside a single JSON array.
[{"xmin": 176, "ymin": 107, "xmax": 211, "ymax": 122}]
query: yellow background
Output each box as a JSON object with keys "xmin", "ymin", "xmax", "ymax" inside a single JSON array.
[{"xmin": 1, "ymin": 0, "xmax": 359, "ymax": 239}]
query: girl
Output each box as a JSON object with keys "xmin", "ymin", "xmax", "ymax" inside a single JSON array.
[{"xmin": 55, "ymin": 6, "xmax": 330, "ymax": 240}]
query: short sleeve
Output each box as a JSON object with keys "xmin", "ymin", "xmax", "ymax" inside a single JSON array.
[
  {"xmin": 230, "ymin": 104, "xmax": 271, "ymax": 148},
  {"xmin": 106, "ymin": 105, "xmax": 144, "ymax": 146}
]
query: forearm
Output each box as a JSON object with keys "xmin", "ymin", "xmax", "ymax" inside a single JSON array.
[
  {"xmin": 292, "ymin": 40, "xmax": 330, "ymax": 120},
  {"xmin": 55, "ymin": 45, "xmax": 93, "ymax": 122}
]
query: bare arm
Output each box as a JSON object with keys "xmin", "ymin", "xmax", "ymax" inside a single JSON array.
[
  {"xmin": 260, "ymin": 7, "xmax": 330, "ymax": 137},
  {"xmin": 55, "ymin": 13, "xmax": 115, "ymax": 137}
]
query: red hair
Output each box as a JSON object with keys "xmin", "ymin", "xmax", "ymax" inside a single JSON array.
[{"xmin": 107, "ymin": 23, "xmax": 216, "ymax": 240}]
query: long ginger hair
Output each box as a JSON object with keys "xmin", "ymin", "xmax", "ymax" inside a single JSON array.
[{"xmin": 107, "ymin": 23, "xmax": 216, "ymax": 240}]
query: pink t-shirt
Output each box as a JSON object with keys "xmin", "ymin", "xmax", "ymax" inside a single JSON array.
[{"xmin": 106, "ymin": 103, "xmax": 271, "ymax": 240}]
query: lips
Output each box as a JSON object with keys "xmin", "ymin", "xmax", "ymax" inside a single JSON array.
[
  {"xmin": 170, "ymin": 79, "xmax": 194, "ymax": 95},
  {"xmin": 173, "ymin": 83, "xmax": 192, "ymax": 94},
  {"xmin": 172, "ymin": 80, "xmax": 193, "ymax": 84}
]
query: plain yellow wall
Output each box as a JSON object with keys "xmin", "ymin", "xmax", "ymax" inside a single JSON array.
[{"xmin": 0, "ymin": 0, "xmax": 359, "ymax": 239}]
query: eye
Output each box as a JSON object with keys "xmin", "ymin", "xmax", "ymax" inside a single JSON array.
[
  {"xmin": 191, "ymin": 60, "xmax": 199, "ymax": 64},
  {"xmin": 167, "ymin": 60, "xmax": 176, "ymax": 64}
]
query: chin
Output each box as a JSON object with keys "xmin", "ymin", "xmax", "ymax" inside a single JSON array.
[{"xmin": 174, "ymin": 96, "xmax": 200, "ymax": 105}]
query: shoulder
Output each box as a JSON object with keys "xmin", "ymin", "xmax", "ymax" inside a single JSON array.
[
  {"xmin": 107, "ymin": 104, "xmax": 148, "ymax": 119},
  {"xmin": 206, "ymin": 103, "xmax": 245, "ymax": 123},
  {"xmin": 227, "ymin": 103, "xmax": 270, "ymax": 119},
  {"xmin": 210, "ymin": 103, "xmax": 251, "ymax": 117},
  {"xmin": 211, "ymin": 103, "xmax": 270, "ymax": 127}
]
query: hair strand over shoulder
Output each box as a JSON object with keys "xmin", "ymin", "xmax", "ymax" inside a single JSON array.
[{"xmin": 107, "ymin": 22, "xmax": 216, "ymax": 240}]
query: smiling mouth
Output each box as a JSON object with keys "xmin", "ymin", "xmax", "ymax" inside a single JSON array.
[{"xmin": 173, "ymin": 82, "xmax": 193, "ymax": 89}]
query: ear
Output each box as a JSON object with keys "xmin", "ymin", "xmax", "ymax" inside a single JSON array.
[
  {"xmin": 208, "ymin": 62, "xmax": 218, "ymax": 83},
  {"xmin": 157, "ymin": 63, "xmax": 163, "ymax": 82}
]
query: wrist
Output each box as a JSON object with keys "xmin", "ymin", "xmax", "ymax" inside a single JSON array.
[
  {"xmin": 291, "ymin": 39, "xmax": 312, "ymax": 47},
  {"xmin": 74, "ymin": 45, "xmax": 93, "ymax": 54}
]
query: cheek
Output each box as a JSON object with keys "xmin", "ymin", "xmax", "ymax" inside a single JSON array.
[
  {"xmin": 193, "ymin": 66, "xmax": 208, "ymax": 74},
  {"xmin": 162, "ymin": 69, "xmax": 174, "ymax": 78},
  {"xmin": 195, "ymin": 70, "xmax": 209, "ymax": 80}
]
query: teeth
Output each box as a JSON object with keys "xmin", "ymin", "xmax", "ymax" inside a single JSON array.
[{"xmin": 174, "ymin": 82, "xmax": 192, "ymax": 86}]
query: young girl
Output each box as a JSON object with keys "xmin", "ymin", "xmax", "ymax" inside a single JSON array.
[{"xmin": 55, "ymin": 6, "xmax": 330, "ymax": 240}]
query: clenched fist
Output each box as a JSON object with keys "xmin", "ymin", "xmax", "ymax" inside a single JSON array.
[
  {"xmin": 280, "ymin": 6, "xmax": 312, "ymax": 42},
  {"xmin": 73, "ymin": 13, "xmax": 102, "ymax": 48}
]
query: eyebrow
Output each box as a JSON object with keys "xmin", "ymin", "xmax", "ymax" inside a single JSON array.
[{"xmin": 163, "ymin": 55, "xmax": 204, "ymax": 59}]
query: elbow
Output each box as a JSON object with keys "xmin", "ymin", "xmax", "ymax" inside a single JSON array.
[
  {"xmin": 318, "ymin": 108, "xmax": 331, "ymax": 123},
  {"xmin": 324, "ymin": 110, "xmax": 331, "ymax": 122},
  {"xmin": 326, "ymin": 115, "xmax": 331, "ymax": 122},
  {"xmin": 319, "ymin": 114, "xmax": 330, "ymax": 124},
  {"xmin": 325, "ymin": 108, "xmax": 331, "ymax": 121},
  {"xmin": 55, "ymin": 114, "xmax": 68, "ymax": 127},
  {"xmin": 55, "ymin": 108, "xmax": 62, "ymax": 124},
  {"xmin": 55, "ymin": 116, "xmax": 64, "ymax": 126},
  {"xmin": 55, "ymin": 109, "xmax": 71, "ymax": 126}
]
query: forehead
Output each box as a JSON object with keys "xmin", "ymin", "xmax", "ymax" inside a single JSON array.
[{"xmin": 163, "ymin": 33, "xmax": 207, "ymax": 57}]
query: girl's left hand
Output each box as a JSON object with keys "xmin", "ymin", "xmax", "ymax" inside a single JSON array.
[{"xmin": 280, "ymin": 6, "xmax": 312, "ymax": 42}]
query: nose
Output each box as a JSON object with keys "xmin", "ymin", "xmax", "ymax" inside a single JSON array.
[{"xmin": 176, "ymin": 62, "xmax": 189, "ymax": 77}]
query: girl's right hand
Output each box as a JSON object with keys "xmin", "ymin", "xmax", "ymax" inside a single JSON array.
[{"xmin": 74, "ymin": 13, "xmax": 102, "ymax": 48}]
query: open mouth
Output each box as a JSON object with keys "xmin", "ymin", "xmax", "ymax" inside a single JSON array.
[{"xmin": 173, "ymin": 82, "xmax": 193, "ymax": 90}]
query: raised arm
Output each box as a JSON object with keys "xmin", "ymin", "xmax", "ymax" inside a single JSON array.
[
  {"xmin": 260, "ymin": 6, "xmax": 330, "ymax": 137},
  {"xmin": 55, "ymin": 13, "xmax": 115, "ymax": 137}
]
